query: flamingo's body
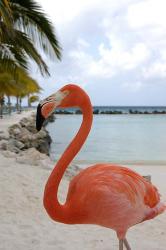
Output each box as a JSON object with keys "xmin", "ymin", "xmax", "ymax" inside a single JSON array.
[
  {"xmin": 36, "ymin": 84, "xmax": 165, "ymax": 249},
  {"xmin": 66, "ymin": 164, "xmax": 164, "ymax": 238}
]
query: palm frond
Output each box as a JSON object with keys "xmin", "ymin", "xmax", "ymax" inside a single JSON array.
[
  {"xmin": 11, "ymin": 30, "xmax": 50, "ymax": 76},
  {"xmin": 0, "ymin": 0, "xmax": 62, "ymax": 77},
  {"xmin": 0, "ymin": 43, "xmax": 28, "ymax": 74},
  {"xmin": 10, "ymin": 0, "xmax": 62, "ymax": 60},
  {"xmin": 0, "ymin": 0, "xmax": 13, "ymax": 28},
  {"xmin": 1, "ymin": 21, "xmax": 50, "ymax": 75},
  {"xmin": 0, "ymin": 67, "xmax": 42, "ymax": 97}
]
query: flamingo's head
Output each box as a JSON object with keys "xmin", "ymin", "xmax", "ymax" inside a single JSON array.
[{"xmin": 36, "ymin": 84, "xmax": 86, "ymax": 131}]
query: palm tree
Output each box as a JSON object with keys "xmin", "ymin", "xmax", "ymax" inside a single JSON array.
[
  {"xmin": 28, "ymin": 95, "xmax": 39, "ymax": 106},
  {"xmin": 15, "ymin": 70, "xmax": 42, "ymax": 113},
  {"xmin": 10, "ymin": 70, "xmax": 41, "ymax": 113},
  {"xmin": 0, "ymin": 68, "xmax": 41, "ymax": 115},
  {"xmin": 15, "ymin": 74, "xmax": 41, "ymax": 112},
  {"xmin": 0, "ymin": 72, "xmax": 18, "ymax": 116},
  {"xmin": 0, "ymin": 0, "xmax": 61, "ymax": 75}
]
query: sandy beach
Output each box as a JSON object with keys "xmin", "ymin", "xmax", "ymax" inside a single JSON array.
[{"xmin": 0, "ymin": 112, "xmax": 166, "ymax": 250}]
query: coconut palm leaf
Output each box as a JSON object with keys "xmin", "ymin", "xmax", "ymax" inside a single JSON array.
[
  {"xmin": 0, "ymin": 0, "xmax": 61, "ymax": 76},
  {"xmin": 9, "ymin": 30, "xmax": 49, "ymax": 75},
  {"xmin": 0, "ymin": 72, "xmax": 18, "ymax": 96},
  {"xmin": 10, "ymin": 0, "xmax": 61, "ymax": 60},
  {"xmin": 29, "ymin": 95, "xmax": 39, "ymax": 103},
  {"xmin": 0, "ymin": 67, "xmax": 42, "ymax": 96},
  {"xmin": 0, "ymin": 42, "xmax": 28, "ymax": 72},
  {"xmin": 0, "ymin": 0, "xmax": 12, "ymax": 28},
  {"xmin": 0, "ymin": 19, "xmax": 49, "ymax": 75}
]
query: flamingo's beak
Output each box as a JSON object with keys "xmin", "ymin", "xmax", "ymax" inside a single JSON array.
[
  {"xmin": 36, "ymin": 90, "xmax": 69, "ymax": 131},
  {"xmin": 36, "ymin": 104, "xmax": 45, "ymax": 131}
]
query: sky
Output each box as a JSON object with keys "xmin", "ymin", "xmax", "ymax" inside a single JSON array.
[{"xmin": 33, "ymin": 0, "xmax": 166, "ymax": 106}]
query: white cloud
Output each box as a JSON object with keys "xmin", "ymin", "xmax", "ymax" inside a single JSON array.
[
  {"xmin": 88, "ymin": 41, "xmax": 150, "ymax": 78},
  {"xmin": 70, "ymin": 36, "xmax": 150, "ymax": 79},
  {"xmin": 127, "ymin": 0, "xmax": 166, "ymax": 29},
  {"xmin": 77, "ymin": 38, "xmax": 90, "ymax": 49},
  {"xmin": 144, "ymin": 62, "xmax": 166, "ymax": 79},
  {"xmin": 33, "ymin": 0, "xmax": 166, "ymax": 105},
  {"xmin": 38, "ymin": 0, "xmax": 102, "ymax": 24},
  {"xmin": 68, "ymin": 46, "xmax": 93, "ymax": 74},
  {"xmin": 122, "ymin": 81, "xmax": 143, "ymax": 92}
]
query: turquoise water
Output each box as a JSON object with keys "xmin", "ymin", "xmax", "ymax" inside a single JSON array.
[{"xmin": 47, "ymin": 114, "xmax": 166, "ymax": 166}]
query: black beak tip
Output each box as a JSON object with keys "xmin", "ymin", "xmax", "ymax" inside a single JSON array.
[
  {"xmin": 36, "ymin": 122, "xmax": 42, "ymax": 131},
  {"xmin": 36, "ymin": 104, "xmax": 45, "ymax": 131}
]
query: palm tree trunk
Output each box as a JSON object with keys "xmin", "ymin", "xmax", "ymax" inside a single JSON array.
[
  {"xmin": 7, "ymin": 95, "xmax": 11, "ymax": 115},
  {"xmin": 19, "ymin": 97, "xmax": 22, "ymax": 113},
  {"xmin": 16, "ymin": 96, "xmax": 19, "ymax": 113},
  {"xmin": 0, "ymin": 96, "xmax": 4, "ymax": 118},
  {"xmin": 27, "ymin": 93, "xmax": 31, "ymax": 108}
]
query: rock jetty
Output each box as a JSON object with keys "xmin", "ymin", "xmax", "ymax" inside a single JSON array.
[
  {"xmin": 0, "ymin": 112, "xmax": 53, "ymax": 166},
  {"xmin": 0, "ymin": 112, "xmax": 82, "ymax": 178}
]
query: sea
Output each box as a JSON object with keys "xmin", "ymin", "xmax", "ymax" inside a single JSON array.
[{"xmin": 47, "ymin": 106, "xmax": 166, "ymax": 166}]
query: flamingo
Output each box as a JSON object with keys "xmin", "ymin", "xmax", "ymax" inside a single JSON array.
[{"xmin": 36, "ymin": 84, "xmax": 165, "ymax": 250}]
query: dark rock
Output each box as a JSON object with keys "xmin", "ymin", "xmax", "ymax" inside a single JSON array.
[
  {"xmin": 54, "ymin": 110, "xmax": 73, "ymax": 115},
  {"xmin": 8, "ymin": 124, "xmax": 22, "ymax": 137},
  {"xmin": 8, "ymin": 138, "xmax": 25, "ymax": 150},
  {"xmin": 7, "ymin": 143, "xmax": 20, "ymax": 153},
  {"xmin": 0, "ymin": 133, "xmax": 9, "ymax": 140},
  {"xmin": 0, "ymin": 139, "xmax": 8, "ymax": 150},
  {"xmin": 93, "ymin": 109, "xmax": 99, "ymax": 114},
  {"xmin": 46, "ymin": 113, "xmax": 56, "ymax": 122},
  {"xmin": 19, "ymin": 117, "xmax": 30, "ymax": 127},
  {"xmin": 2, "ymin": 112, "xmax": 53, "ymax": 156},
  {"xmin": 75, "ymin": 109, "xmax": 82, "ymax": 114},
  {"xmin": 36, "ymin": 139, "xmax": 50, "ymax": 155},
  {"xmin": 100, "ymin": 110, "xmax": 123, "ymax": 114}
]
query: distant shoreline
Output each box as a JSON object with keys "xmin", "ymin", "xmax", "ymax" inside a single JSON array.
[
  {"xmin": 54, "ymin": 106, "xmax": 166, "ymax": 115},
  {"xmin": 12, "ymin": 105, "xmax": 166, "ymax": 115}
]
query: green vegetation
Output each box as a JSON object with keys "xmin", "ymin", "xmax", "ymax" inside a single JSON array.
[
  {"xmin": 0, "ymin": 0, "xmax": 61, "ymax": 117},
  {"xmin": 0, "ymin": 69, "xmax": 41, "ymax": 115},
  {"xmin": 0, "ymin": 0, "xmax": 61, "ymax": 74},
  {"xmin": 28, "ymin": 95, "xmax": 39, "ymax": 107}
]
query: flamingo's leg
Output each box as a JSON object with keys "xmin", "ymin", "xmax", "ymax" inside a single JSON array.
[
  {"xmin": 123, "ymin": 238, "xmax": 131, "ymax": 250},
  {"xmin": 119, "ymin": 240, "xmax": 123, "ymax": 250}
]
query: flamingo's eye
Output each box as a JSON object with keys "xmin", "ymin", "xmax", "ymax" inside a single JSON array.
[{"xmin": 46, "ymin": 97, "xmax": 54, "ymax": 102}]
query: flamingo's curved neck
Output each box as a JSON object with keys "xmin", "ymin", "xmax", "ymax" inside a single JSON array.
[{"xmin": 43, "ymin": 93, "xmax": 93, "ymax": 223}]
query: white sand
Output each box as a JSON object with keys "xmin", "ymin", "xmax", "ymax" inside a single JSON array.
[
  {"xmin": 0, "ymin": 112, "xmax": 166, "ymax": 250},
  {"xmin": 0, "ymin": 110, "xmax": 35, "ymax": 134}
]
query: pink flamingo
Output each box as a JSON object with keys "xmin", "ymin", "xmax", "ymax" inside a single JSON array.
[{"xmin": 36, "ymin": 84, "xmax": 165, "ymax": 250}]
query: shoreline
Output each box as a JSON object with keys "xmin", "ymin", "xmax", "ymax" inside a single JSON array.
[{"xmin": 0, "ymin": 111, "xmax": 166, "ymax": 250}]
